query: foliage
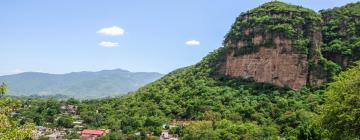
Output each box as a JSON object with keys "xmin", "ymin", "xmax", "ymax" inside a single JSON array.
[
  {"xmin": 320, "ymin": 2, "xmax": 360, "ymax": 66},
  {"xmin": 56, "ymin": 115, "xmax": 74, "ymax": 128},
  {"xmin": 0, "ymin": 82, "xmax": 7, "ymax": 97},
  {"xmin": 18, "ymin": 99, "xmax": 62, "ymax": 126},
  {"xmin": 318, "ymin": 58, "xmax": 342, "ymax": 78},
  {"xmin": 59, "ymin": 48, "xmax": 327, "ymax": 139},
  {"xmin": 321, "ymin": 61, "xmax": 360, "ymax": 139},
  {"xmin": 225, "ymin": 1, "xmax": 321, "ymax": 55},
  {"xmin": 182, "ymin": 120, "xmax": 279, "ymax": 140},
  {"xmin": 182, "ymin": 121, "xmax": 219, "ymax": 140},
  {"xmin": 0, "ymin": 84, "xmax": 34, "ymax": 140}
]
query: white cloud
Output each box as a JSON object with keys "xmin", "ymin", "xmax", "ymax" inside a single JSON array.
[
  {"xmin": 99, "ymin": 41, "xmax": 119, "ymax": 48},
  {"xmin": 185, "ymin": 40, "xmax": 200, "ymax": 46},
  {"xmin": 14, "ymin": 69, "xmax": 24, "ymax": 74},
  {"xmin": 97, "ymin": 26, "xmax": 124, "ymax": 36}
]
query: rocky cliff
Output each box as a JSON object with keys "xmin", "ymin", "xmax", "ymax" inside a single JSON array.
[{"xmin": 220, "ymin": 2, "xmax": 327, "ymax": 90}]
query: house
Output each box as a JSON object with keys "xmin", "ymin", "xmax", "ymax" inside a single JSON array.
[
  {"xmin": 60, "ymin": 104, "xmax": 78, "ymax": 114},
  {"xmin": 74, "ymin": 125, "xmax": 84, "ymax": 129},
  {"xmin": 160, "ymin": 130, "xmax": 178, "ymax": 140},
  {"xmin": 35, "ymin": 126, "xmax": 47, "ymax": 138},
  {"xmin": 73, "ymin": 120, "xmax": 83, "ymax": 125},
  {"xmin": 162, "ymin": 124, "xmax": 177, "ymax": 129},
  {"xmin": 47, "ymin": 131, "xmax": 65, "ymax": 140},
  {"xmin": 80, "ymin": 129, "xmax": 105, "ymax": 140},
  {"xmin": 35, "ymin": 126, "xmax": 56, "ymax": 139}
]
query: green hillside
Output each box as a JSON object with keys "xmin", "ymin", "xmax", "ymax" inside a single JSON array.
[
  {"xmin": 321, "ymin": 2, "xmax": 360, "ymax": 67},
  {"xmin": 0, "ymin": 69, "xmax": 163, "ymax": 99},
  {"xmin": 79, "ymin": 48, "xmax": 327, "ymax": 139},
  {"xmin": 74, "ymin": 2, "xmax": 360, "ymax": 139}
]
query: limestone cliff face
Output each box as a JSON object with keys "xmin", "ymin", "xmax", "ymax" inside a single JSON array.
[
  {"xmin": 224, "ymin": 38, "xmax": 309, "ymax": 90},
  {"xmin": 220, "ymin": 2, "xmax": 325, "ymax": 90}
]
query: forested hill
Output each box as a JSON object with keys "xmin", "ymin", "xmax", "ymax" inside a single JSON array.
[
  {"xmin": 75, "ymin": 1, "xmax": 360, "ymax": 139},
  {"xmin": 0, "ymin": 69, "xmax": 163, "ymax": 99}
]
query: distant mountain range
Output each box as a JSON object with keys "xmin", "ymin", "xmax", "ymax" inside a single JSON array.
[{"xmin": 0, "ymin": 69, "xmax": 163, "ymax": 99}]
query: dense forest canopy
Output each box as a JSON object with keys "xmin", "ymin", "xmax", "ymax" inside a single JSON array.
[
  {"xmin": 321, "ymin": 2, "xmax": 360, "ymax": 67},
  {"xmin": 321, "ymin": 61, "xmax": 360, "ymax": 139}
]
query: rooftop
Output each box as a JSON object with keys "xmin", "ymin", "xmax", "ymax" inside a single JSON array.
[{"xmin": 81, "ymin": 129, "xmax": 105, "ymax": 135}]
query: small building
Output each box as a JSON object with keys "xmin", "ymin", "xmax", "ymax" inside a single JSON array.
[
  {"xmin": 73, "ymin": 120, "xmax": 83, "ymax": 125},
  {"xmin": 35, "ymin": 126, "xmax": 47, "ymax": 138},
  {"xmin": 80, "ymin": 129, "xmax": 105, "ymax": 140},
  {"xmin": 160, "ymin": 130, "xmax": 178, "ymax": 140},
  {"xmin": 61, "ymin": 104, "xmax": 78, "ymax": 114},
  {"xmin": 162, "ymin": 124, "xmax": 177, "ymax": 129},
  {"xmin": 47, "ymin": 131, "xmax": 64, "ymax": 140},
  {"xmin": 74, "ymin": 125, "xmax": 84, "ymax": 129}
]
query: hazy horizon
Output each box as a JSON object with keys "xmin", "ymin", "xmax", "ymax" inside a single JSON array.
[{"xmin": 0, "ymin": 68, "xmax": 164, "ymax": 77}]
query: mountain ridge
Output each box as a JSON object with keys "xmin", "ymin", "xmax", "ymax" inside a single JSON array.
[{"xmin": 0, "ymin": 69, "xmax": 163, "ymax": 99}]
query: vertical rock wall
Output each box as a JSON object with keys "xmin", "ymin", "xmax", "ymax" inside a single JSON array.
[{"xmin": 220, "ymin": 2, "xmax": 326, "ymax": 90}]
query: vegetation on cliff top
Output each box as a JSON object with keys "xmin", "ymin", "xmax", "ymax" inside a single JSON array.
[
  {"xmin": 321, "ymin": 2, "xmax": 360, "ymax": 67},
  {"xmin": 224, "ymin": 1, "xmax": 349, "ymax": 79},
  {"xmin": 247, "ymin": 1, "xmax": 318, "ymax": 15},
  {"xmin": 225, "ymin": 1, "xmax": 321, "ymax": 55}
]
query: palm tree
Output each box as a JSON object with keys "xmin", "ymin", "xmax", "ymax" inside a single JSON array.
[{"xmin": 0, "ymin": 82, "xmax": 7, "ymax": 97}]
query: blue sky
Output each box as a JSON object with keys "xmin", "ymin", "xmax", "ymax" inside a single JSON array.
[{"xmin": 0, "ymin": 0, "xmax": 358, "ymax": 75}]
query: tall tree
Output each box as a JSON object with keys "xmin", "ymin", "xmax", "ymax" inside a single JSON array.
[
  {"xmin": 0, "ymin": 83, "xmax": 34, "ymax": 140},
  {"xmin": 321, "ymin": 61, "xmax": 360, "ymax": 139},
  {"xmin": 0, "ymin": 82, "xmax": 7, "ymax": 97}
]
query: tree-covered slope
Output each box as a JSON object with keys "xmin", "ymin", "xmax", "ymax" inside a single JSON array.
[
  {"xmin": 79, "ymin": 47, "xmax": 327, "ymax": 139},
  {"xmin": 0, "ymin": 69, "xmax": 163, "ymax": 99},
  {"xmin": 225, "ymin": 1, "xmax": 321, "ymax": 55},
  {"xmin": 320, "ymin": 61, "xmax": 360, "ymax": 139},
  {"xmin": 320, "ymin": 2, "xmax": 360, "ymax": 67},
  {"xmin": 76, "ymin": 2, "xmax": 358, "ymax": 139}
]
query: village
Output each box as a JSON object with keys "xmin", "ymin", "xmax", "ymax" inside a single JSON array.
[{"xmin": 23, "ymin": 104, "xmax": 185, "ymax": 140}]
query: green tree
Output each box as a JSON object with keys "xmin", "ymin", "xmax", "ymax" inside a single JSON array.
[
  {"xmin": 56, "ymin": 115, "xmax": 74, "ymax": 128},
  {"xmin": 0, "ymin": 82, "xmax": 7, "ymax": 97},
  {"xmin": 182, "ymin": 121, "xmax": 220, "ymax": 140},
  {"xmin": 0, "ymin": 83, "xmax": 34, "ymax": 140},
  {"xmin": 321, "ymin": 61, "xmax": 360, "ymax": 139}
]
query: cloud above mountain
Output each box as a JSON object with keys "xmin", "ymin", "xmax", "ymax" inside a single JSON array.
[
  {"xmin": 99, "ymin": 41, "xmax": 119, "ymax": 48},
  {"xmin": 97, "ymin": 26, "xmax": 124, "ymax": 36},
  {"xmin": 185, "ymin": 40, "xmax": 200, "ymax": 46}
]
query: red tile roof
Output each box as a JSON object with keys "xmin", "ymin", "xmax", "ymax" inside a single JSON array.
[{"xmin": 82, "ymin": 129, "xmax": 104, "ymax": 135}]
